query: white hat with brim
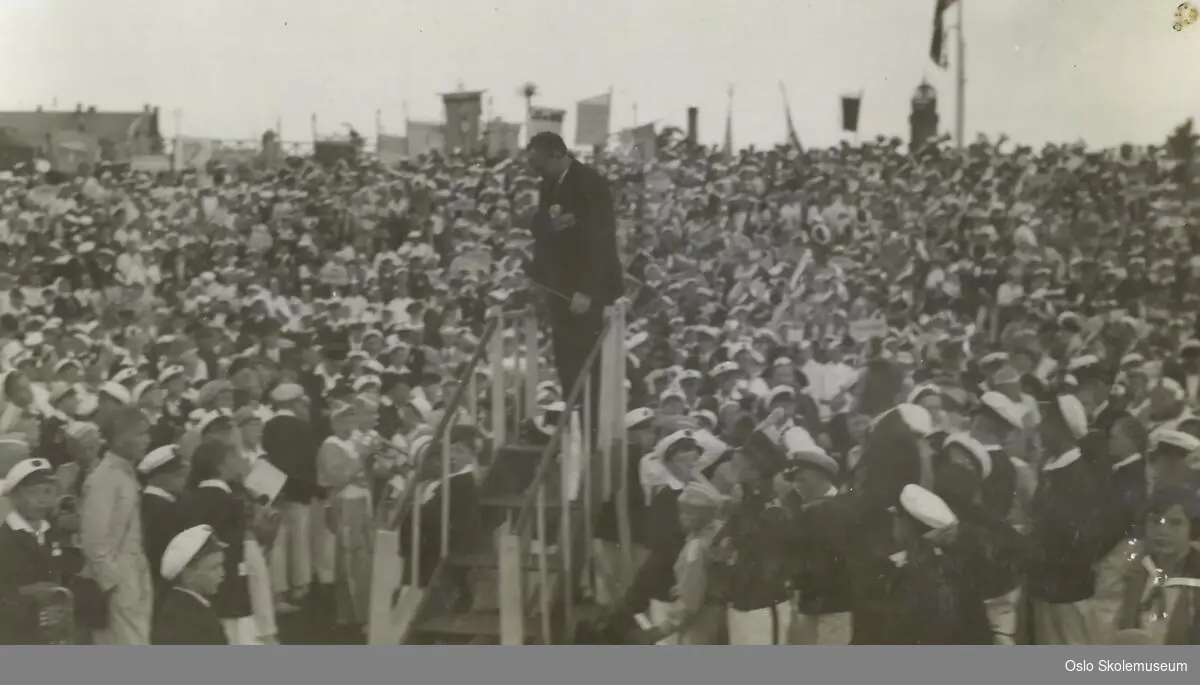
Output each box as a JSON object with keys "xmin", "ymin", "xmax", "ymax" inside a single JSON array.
[{"xmin": 160, "ymin": 525, "xmax": 228, "ymax": 581}]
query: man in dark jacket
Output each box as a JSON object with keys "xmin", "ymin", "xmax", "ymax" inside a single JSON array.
[
  {"xmin": 0, "ymin": 458, "xmax": 71, "ymax": 644},
  {"xmin": 184, "ymin": 442, "xmax": 255, "ymax": 644},
  {"xmin": 152, "ymin": 524, "xmax": 229, "ymax": 645},
  {"xmin": 137, "ymin": 444, "xmax": 191, "ymax": 602},
  {"xmin": 525, "ymin": 132, "xmax": 624, "ymax": 401},
  {"xmin": 262, "ymin": 382, "xmax": 321, "ymax": 603}
]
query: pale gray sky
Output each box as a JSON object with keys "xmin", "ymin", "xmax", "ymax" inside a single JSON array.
[{"xmin": 1, "ymin": 0, "xmax": 1197, "ymax": 149}]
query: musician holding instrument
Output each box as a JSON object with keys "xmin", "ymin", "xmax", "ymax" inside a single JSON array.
[{"xmin": 0, "ymin": 458, "xmax": 71, "ymax": 644}]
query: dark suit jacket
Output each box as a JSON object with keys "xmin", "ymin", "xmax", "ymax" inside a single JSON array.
[
  {"xmin": 262, "ymin": 413, "xmax": 324, "ymax": 502},
  {"xmin": 0, "ymin": 520, "xmax": 67, "ymax": 644},
  {"xmin": 151, "ymin": 588, "xmax": 228, "ymax": 645},
  {"xmin": 529, "ymin": 159, "xmax": 624, "ymax": 307},
  {"xmin": 142, "ymin": 491, "xmax": 189, "ymax": 601},
  {"xmin": 184, "ymin": 484, "xmax": 252, "ymax": 619}
]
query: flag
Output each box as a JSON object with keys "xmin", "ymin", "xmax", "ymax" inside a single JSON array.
[
  {"xmin": 407, "ymin": 121, "xmax": 445, "ymax": 157},
  {"xmin": 841, "ymin": 95, "xmax": 862, "ymax": 133},
  {"xmin": 619, "ymin": 123, "xmax": 656, "ymax": 162},
  {"xmin": 125, "ymin": 110, "xmax": 151, "ymax": 156},
  {"xmin": 173, "ymin": 136, "xmax": 213, "ymax": 171},
  {"xmin": 722, "ymin": 88, "xmax": 733, "ymax": 162},
  {"xmin": 528, "ymin": 107, "xmax": 566, "ymax": 138},
  {"xmin": 485, "ymin": 120, "xmax": 522, "ymax": 157},
  {"xmin": 781, "ymin": 85, "xmax": 803, "ymax": 151},
  {"xmin": 377, "ymin": 133, "xmax": 408, "ymax": 165},
  {"xmin": 931, "ymin": 0, "xmax": 958, "ymax": 68},
  {"xmin": 575, "ymin": 93, "xmax": 611, "ymax": 146},
  {"xmin": 47, "ymin": 130, "xmax": 100, "ymax": 174},
  {"xmin": 442, "ymin": 91, "xmax": 484, "ymax": 154}
]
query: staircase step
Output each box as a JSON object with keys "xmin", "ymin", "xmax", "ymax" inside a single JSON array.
[
  {"xmin": 479, "ymin": 492, "xmax": 580, "ymax": 511},
  {"xmin": 414, "ymin": 610, "xmax": 545, "ymax": 643},
  {"xmin": 447, "ymin": 550, "xmax": 558, "ymax": 570},
  {"xmin": 497, "ymin": 444, "xmax": 547, "ymax": 459}
]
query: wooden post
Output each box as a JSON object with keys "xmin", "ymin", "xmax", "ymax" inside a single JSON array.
[{"xmin": 497, "ymin": 520, "xmax": 526, "ymax": 645}]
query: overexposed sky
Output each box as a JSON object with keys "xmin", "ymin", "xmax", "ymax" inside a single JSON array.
[{"xmin": 1, "ymin": 0, "xmax": 1197, "ymax": 149}]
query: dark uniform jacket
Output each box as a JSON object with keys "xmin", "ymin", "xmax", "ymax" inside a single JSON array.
[
  {"xmin": 142, "ymin": 488, "xmax": 189, "ymax": 602},
  {"xmin": 151, "ymin": 587, "xmax": 228, "ymax": 645},
  {"xmin": 184, "ymin": 481, "xmax": 252, "ymax": 619},
  {"xmin": 1027, "ymin": 447, "xmax": 1107, "ymax": 605},
  {"xmin": 262, "ymin": 412, "xmax": 325, "ymax": 503},
  {"xmin": 0, "ymin": 515, "xmax": 67, "ymax": 644}
]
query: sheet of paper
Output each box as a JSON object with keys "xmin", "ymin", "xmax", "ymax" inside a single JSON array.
[{"xmin": 244, "ymin": 459, "xmax": 287, "ymax": 503}]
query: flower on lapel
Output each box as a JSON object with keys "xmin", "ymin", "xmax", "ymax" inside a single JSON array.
[{"xmin": 548, "ymin": 204, "xmax": 575, "ymax": 231}]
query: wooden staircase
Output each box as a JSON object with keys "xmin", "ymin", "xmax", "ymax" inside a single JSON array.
[{"xmin": 368, "ymin": 303, "xmax": 632, "ymax": 645}]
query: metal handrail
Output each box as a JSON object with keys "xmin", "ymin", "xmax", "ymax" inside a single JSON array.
[{"xmin": 512, "ymin": 313, "xmax": 616, "ymax": 534}]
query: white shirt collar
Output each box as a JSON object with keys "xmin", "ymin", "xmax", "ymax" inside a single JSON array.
[
  {"xmin": 143, "ymin": 485, "xmax": 176, "ymax": 502},
  {"xmin": 198, "ymin": 479, "xmax": 232, "ymax": 494},
  {"xmin": 175, "ymin": 587, "xmax": 212, "ymax": 608},
  {"xmin": 5, "ymin": 510, "xmax": 50, "ymax": 543}
]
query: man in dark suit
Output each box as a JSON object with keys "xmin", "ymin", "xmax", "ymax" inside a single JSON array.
[
  {"xmin": 262, "ymin": 383, "xmax": 323, "ymax": 603},
  {"xmin": 152, "ymin": 524, "xmax": 229, "ymax": 645},
  {"xmin": 136, "ymin": 445, "xmax": 191, "ymax": 602},
  {"xmin": 525, "ymin": 132, "xmax": 624, "ymax": 400}
]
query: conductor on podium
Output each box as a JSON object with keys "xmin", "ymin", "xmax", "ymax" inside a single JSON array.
[{"xmin": 525, "ymin": 131, "xmax": 624, "ymax": 398}]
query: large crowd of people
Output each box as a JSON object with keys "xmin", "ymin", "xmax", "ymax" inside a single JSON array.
[{"xmin": 1, "ymin": 124, "xmax": 1199, "ymax": 645}]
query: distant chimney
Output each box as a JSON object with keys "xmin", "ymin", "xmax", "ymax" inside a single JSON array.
[
  {"xmin": 87, "ymin": 106, "xmax": 96, "ymax": 114},
  {"xmin": 143, "ymin": 104, "xmax": 151, "ymax": 113},
  {"xmin": 35, "ymin": 105, "xmax": 43, "ymax": 113},
  {"xmin": 75, "ymin": 103, "xmax": 83, "ymax": 114},
  {"xmin": 153, "ymin": 106, "xmax": 160, "ymax": 116}
]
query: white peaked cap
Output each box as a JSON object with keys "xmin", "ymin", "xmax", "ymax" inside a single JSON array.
[
  {"xmin": 160, "ymin": 525, "xmax": 227, "ymax": 581},
  {"xmin": 899, "ymin": 484, "xmax": 958, "ymax": 531}
]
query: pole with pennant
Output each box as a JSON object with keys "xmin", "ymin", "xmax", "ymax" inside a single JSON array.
[
  {"xmin": 311, "ymin": 114, "xmax": 318, "ymax": 143},
  {"xmin": 955, "ymin": 0, "xmax": 965, "ymax": 149}
]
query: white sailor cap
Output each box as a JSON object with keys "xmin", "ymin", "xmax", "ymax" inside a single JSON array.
[
  {"xmin": 893, "ymin": 404, "xmax": 936, "ymax": 438},
  {"xmin": 1119, "ymin": 353, "xmax": 1146, "ymax": 369},
  {"xmin": 158, "ymin": 365, "xmax": 186, "ymax": 384},
  {"xmin": 160, "ymin": 525, "xmax": 227, "ymax": 581},
  {"xmin": 656, "ymin": 430, "xmax": 699, "ymax": 458},
  {"xmin": 353, "ymin": 375, "xmax": 382, "ymax": 392},
  {"xmin": 906, "ymin": 383, "xmax": 941, "ymax": 405},
  {"xmin": 659, "ymin": 388, "xmax": 686, "ymax": 404},
  {"xmin": 1, "ymin": 458, "xmax": 53, "ymax": 496},
  {"xmin": 1151, "ymin": 429, "xmax": 1200, "ymax": 457},
  {"xmin": 789, "ymin": 448, "xmax": 840, "ymax": 478},
  {"xmin": 710, "ymin": 361, "xmax": 739, "ymax": 377},
  {"xmin": 678, "ymin": 369, "xmax": 703, "ymax": 382},
  {"xmin": 625, "ymin": 408, "xmax": 655, "ymax": 429},
  {"xmin": 898, "ymin": 484, "xmax": 958, "ymax": 531},
  {"xmin": 691, "ymin": 409, "xmax": 718, "ymax": 428},
  {"xmin": 1067, "ymin": 354, "xmax": 1101, "ymax": 374},
  {"xmin": 137, "ymin": 445, "xmax": 183, "ymax": 475},
  {"xmin": 764, "ymin": 385, "xmax": 796, "ymax": 405},
  {"xmin": 979, "ymin": 351, "xmax": 1009, "ymax": 368},
  {"xmin": 980, "ymin": 391, "xmax": 1025, "ymax": 430},
  {"xmin": 111, "ymin": 367, "xmax": 139, "ymax": 385},
  {"xmin": 943, "ymin": 432, "xmax": 993, "ymax": 480},
  {"xmin": 1182, "ymin": 339, "xmax": 1200, "ymax": 355},
  {"xmin": 270, "ymin": 383, "xmax": 305, "ymax": 403},
  {"xmin": 197, "ymin": 411, "xmax": 232, "ymax": 435},
  {"xmin": 1054, "ymin": 395, "xmax": 1089, "ymax": 440},
  {"xmin": 98, "ymin": 382, "xmax": 132, "ymax": 405}
]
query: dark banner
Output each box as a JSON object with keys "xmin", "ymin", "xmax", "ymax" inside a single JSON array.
[{"xmin": 842, "ymin": 96, "xmax": 861, "ymax": 133}]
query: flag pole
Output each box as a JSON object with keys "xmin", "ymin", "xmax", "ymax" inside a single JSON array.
[{"xmin": 955, "ymin": 0, "xmax": 966, "ymax": 149}]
